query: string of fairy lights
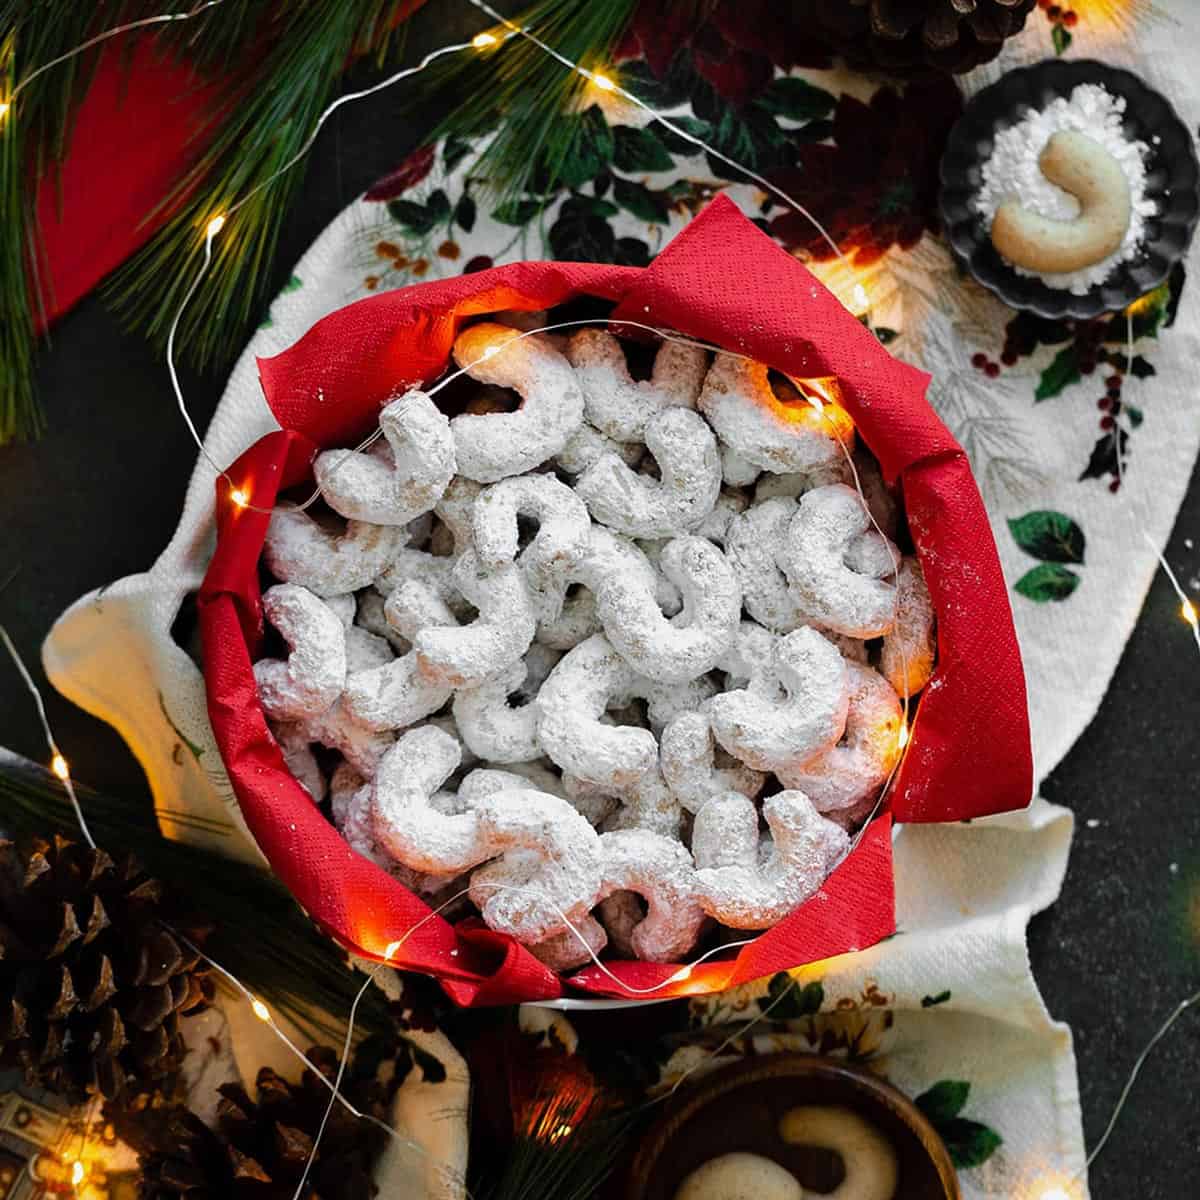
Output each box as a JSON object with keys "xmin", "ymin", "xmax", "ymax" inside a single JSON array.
[{"xmin": 1, "ymin": 5, "xmax": 1197, "ymax": 1200}]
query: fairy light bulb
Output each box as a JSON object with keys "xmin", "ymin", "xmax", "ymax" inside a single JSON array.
[
  {"xmin": 51, "ymin": 753, "xmax": 70, "ymax": 781},
  {"xmin": 251, "ymin": 997, "xmax": 271, "ymax": 1022},
  {"xmin": 70, "ymin": 1161, "xmax": 85, "ymax": 1187},
  {"xmin": 897, "ymin": 722, "xmax": 910, "ymax": 751},
  {"xmin": 0, "ymin": 102, "xmax": 10, "ymax": 120},
  {"xmin": 669, "ymin": 964, "xmax": 693, "ymax": 984},
  {"xmin": 383, "ymin": 940, "xmax": 402, "ymax": 961},
  {"xmin": 1183, "ymin": 598, "xmax": 1198, "ymax": 629},
  {"xmin": 1039, "ymin": 1189, "xmax": 1071, "ymax": 1200},
  {"xmin": 205, "ymin": 213, "xmax": 227, "ymax": 239},
  {"xmin": 230, "ymin": 487, "xmax": 249, "ymax": 508},
  {"xmin": 471, "ymin": 31, "xmax": 498, "ymax": 48},
  {"xmin": 852, "ymin": 282, "xmax": 870, "ymax": 313},
  {"xmin": 590, "ymin": 70, "xmax": 615, "ymax": 91}
]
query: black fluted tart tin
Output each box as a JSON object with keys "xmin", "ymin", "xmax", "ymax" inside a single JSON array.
[{"xmin": 939, "ymin": 58, "xmax": 1199, "ymax": 319}]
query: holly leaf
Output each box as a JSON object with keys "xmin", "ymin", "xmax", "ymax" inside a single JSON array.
[
  {"xmin": 549, "ymin": 195, "xmax": 616, "ymax": 261},
  {"xmin": 613, "ymin": 125, "xmax": 674, "ymax": 173},
  {"xmin": 1007, "ymin": 511, "xmax": 1086, "ymax": 564},
  {"xmin": 612, "ymin": 176, "xmax": 669, "ymax": 222},
  {"xmin": 915, "ymin": 1080, "xmax": 970, "ymax": 1124},
  {"xmin": 693, "ymin": 80, "xmax": 791, "ymax": 179},
  {"xmin": 614, "ymin": 237, "xmax": 652, "ymax": 267},
  {"xmin": 491, "ymin": 198, "xmax": 543, "ymax": 226},
  {"xmin": 593, "ymin": 171, "xmax": 612, "ymax": 198},
  {"xmin": 921, "ymin": 990, "xmax": 952, "ymax": 1008},
  {"xmin": 757, "ymin": 76, "xmax": 836, "ymax": 122},
  {"xmin": 386, "ymin": 198, "xmax": 440, "ymax": 235},
  {"xmin": 940, "ymin": 1118, "xmax": 1004, "ymax": 1169},
  {"xmin": 557, "ymin": 105, "xmax": 615, "ymax": 189},
  {"xmin": 764, "ymin": 972, "xmax": 824, "ymax": 1019},
  {"xmin": 1035, "ymin": 345, "xmax": 1081, "ymax": 401},
  {"xmin": 654, "ymin": 115, "xmax": 714, "ymax": 157},
  {"xmin": 1052, "ymin": 23, "xmax": 1072, "ymax": 55},
  {"xmin": 454, "ymin": 193, "xmax": 476, "ymax": 233},
  {"xmin": 1128, "ymin": 355, "xmax": 1156, "ymax": 378},
  {"xmin": 1124, "ymin": 402, "xmax": 1144, "ymax": 427},
  {"xmin": 619, "ymin": 52, "xmax": 697, "ymax": 109},
  {"xmin": 792, "ymin": 118, "xmax": 835, "ymax": 144},
  {"xmin": 426, "ymin": 189, "xmax": 450, "ymax": 222},
  {"xmin": 281, "ymin": 274, "xmax": 302, "ymax": 293},
  {"xmin": 1079, "ymin": 427, "xmax": 1129, "ymax": 481},
  {"xmin": 443, "ymin": 136, "xmax": 473, "ymax": 174},
  {"xmin": 1015, "ymin": 563, "xmax": 1080, "ymax": 602}
]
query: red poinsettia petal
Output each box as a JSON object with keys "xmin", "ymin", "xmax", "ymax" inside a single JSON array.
[
  {"xmin": 695, "ymin": 44, "xmax": 775, "ymax": 104},
  {"xmin": 628, "ymin": 1, "xmax": 698, "ymax": 76},
  {"xmin": 364, "ymin": 145, "xmax": 435, "ymax": 201}
]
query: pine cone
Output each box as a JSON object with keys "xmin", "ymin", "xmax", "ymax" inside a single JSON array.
[
  {"xmin": 130, "ymin": 1046, "xmax": 396, "ymax": 1200},
  {"xmin": 0, "ymin": 836, "xmax": 213, "ymax": 1102},
  {"xmin": 814, "ymin": 0, "xmax": 1036, "ymax": 74}
]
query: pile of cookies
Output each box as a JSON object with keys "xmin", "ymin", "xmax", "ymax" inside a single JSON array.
[{"xmin": 253, "ymin": 319, "xmax": 936, "ymax": 971}]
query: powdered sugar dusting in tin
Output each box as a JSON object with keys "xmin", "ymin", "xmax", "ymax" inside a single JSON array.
[{"xmin": 974, "ymin": 83, "xmax": 1154, "ymax": 294}]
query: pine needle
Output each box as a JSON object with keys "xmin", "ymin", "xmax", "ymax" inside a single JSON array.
[{"xmin": 415, "ymin": 0, "xmax": 640, "ymax": 204}]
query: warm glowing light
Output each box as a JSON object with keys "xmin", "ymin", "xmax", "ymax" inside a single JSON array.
[
  {"xmin": 669, "ymin": 964, "xmax": 693, "ymax": 984},
  {"xmin": 1183, "ymin": 598, "xmax": 1198, "ymax": 628},
  {"xmin": 383, "ymin": 940, "xmax": 403, "ymax": 961},
  {"xmin": 230, "ymin": 487, "xmax": 249, "ymax": 508},
  {"xmin": 1039, "ymin": 1189, "xmax": 1071, "ymax": 1200},
  {"xmin": 852, "ymin": 282, "xmax": 870, "ymax": 313},
  {"xmin": 897, "ymin": 722, "xmax": 910, "ymax": 751},
  {"xmin": 472, "ymin": 31, "xmax": 498, "ymax": 48},
  {"xmin": 51, "ymin": 753, "xmax": 70, "ymax": 781},
  {"xmin": 206, "ymin": 213, "xmax": 227, "ymax": 239},
  {"xmin": 0, "ymin": 102, "xmax": 9, "ymax": 120},
  {"xmin": 251, "ymin": 998, "xmax": 271, "ymax": 1022},
  {"xmin": 549, "ymin": 1123, "xmax": 573, "ymax": 1143},
  {"xmin": 70, "ymin": 1161, "xmax": 85, "ymax": 1187},
  {"xmin": 590, "ymin": 71, "xmax": 616, "ymax": 91}
]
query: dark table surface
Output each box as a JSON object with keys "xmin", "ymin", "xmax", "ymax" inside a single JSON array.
[{"xmin": 2, "ymin": 8, "xmax": 1197, "ymax": 1196}]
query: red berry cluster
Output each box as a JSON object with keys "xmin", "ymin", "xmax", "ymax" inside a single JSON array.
[
  {"xmin": 1039, "ymin": 0, "xmax": 1078, "ymax": 26},
  {"xmin": 971, "ymin": 351, "xmax": 1001, "ymax": 378},
  {"xmin": 1098, "ymin": 373, "xmax": 1127, "ymax": 491}
]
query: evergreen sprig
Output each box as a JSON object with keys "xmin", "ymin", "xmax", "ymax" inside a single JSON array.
[
  {"xmin": 419, "ymin": 0, "xmax": 640, "ymax": 204},
  {"xmin": 0, "ymin": 1, "xmax": 411, "ymax": 445}
]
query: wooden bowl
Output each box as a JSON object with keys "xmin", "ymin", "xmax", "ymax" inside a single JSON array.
[{"xmin": 628, "ymin": 1054, "xmax": 960, "ymax": 1200}]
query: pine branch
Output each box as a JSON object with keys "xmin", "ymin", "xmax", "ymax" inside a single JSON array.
[
  {"xmin": 0, "ymin": 746, "xmax": 396, "ymax": 1046},
  {"xmin": 103, "ymin": 1, "xmax": 411, "ymax": 371},
  {"xmin": 413, "ymin": 0, "xmax": 641, "ymax": 203}
]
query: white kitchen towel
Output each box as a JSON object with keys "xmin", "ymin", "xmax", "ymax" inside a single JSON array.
[{"xmin": 41, "ymin": 4, "xmax": 1200, "ymax": 1195}]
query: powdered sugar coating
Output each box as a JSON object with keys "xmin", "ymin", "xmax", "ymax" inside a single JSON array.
[
  {"xmin": 450, "ymin": 324, "xmax": 585, "ymax": 481},
  {"xmin": 264, "ymin": 512, "xmax": 402, "ymax": 597},
  {"xmin": 468, "ymin": 789, "xmax": 603, "ymax": 943},
  {"xmin": 372, "ymin": 725, "xmax": 489, "ymax": 873},
  {"xmin": 660, "ymin": 709, "xmax": 765, "ymax": 814},
  {"xmin": 271, "ymin": 720, "xmax": 327, "ymax": 802},
  {"xmin": 576, "ymin": 407, "xmax": 721, "ymax": 538},
  {"xmin": 529, "ymin": 914, "xmax": 608, "ymax": 971},
  {"xmin": 472, "ymin": 474, "xmax": 591, "ymax": 613},
  {"xmin": 567, "ymin": 329, "xmax": 707, "ymax": 442},
  {"xmin": 314, "ymin": 390, "xmax": 455, "ymax": 525},
  {"xmin": 973, "ymin": 83, "xmax": 1153, "ymax": 294},
  {"xmin": 777, "ymin": 485, "xmax": 899, "ymax": 638},
  {"xmin": 777, "ymin": 661, "xmax": 903, "ymax": 821},
  {"xmin": 698, "ymin": 353, "xmax": 853, "ymax": 475},
  {"xmin": 693, "ymin": 791, "xmax": 849, "ymax": 928},
  {"xmin": 555, "ymin": 421, "xmax": 644, "ymax": 474},
  {"xmin": 593, "ymin": 536, "xmax": 741, "ymax": 683},
  {"xmin": 452, "ymin": 659, "xmax": 541, "ymax": 764},
  {"xmin": 708, "ymin": 626, "xmax": 849, "ymax": 774},
  {"xmin": 725, "ymin": 497, "xmax": 807, "ymax": 632},
  {"xmin": 880, "ymin": 557, "xmax": 936, "ymax": 697},
  {"xmin": 254, "ymin": 585, "xmax": 347, "ymax": 721},
  {"xmin": 415, "ymin": 550, "xmax": 537, "ymax": 688},
  {"xmin": 597, "ymin": 829, "xmax": 706, "ymax": 961},
  {"xmin": 536, "ymin": 634, "xmax": 659, "ymax": 788}
]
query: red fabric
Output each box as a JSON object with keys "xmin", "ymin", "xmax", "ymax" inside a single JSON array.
[
  {"xmin": 199, "ymin": 196, "xmax": 1032, "ymax": 1004},
  {"xmin": 32, "ymin": 5, "xmax": 430, "ymax": 331}
]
